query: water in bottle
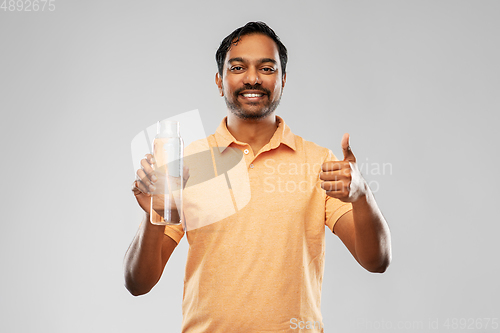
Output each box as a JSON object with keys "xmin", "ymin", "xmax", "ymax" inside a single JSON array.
[{"xmin": 150, "ymin": 120, "xmax": 183, "ymax": 225}]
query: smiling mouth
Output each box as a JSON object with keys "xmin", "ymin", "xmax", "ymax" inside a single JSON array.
[
  {"xmin": 238, "ymin": 91, "xmax": 268, "ymax": 101},
  {"xmin": 241, "ymin": 93, "xmax": 264, "ymax": 97}
]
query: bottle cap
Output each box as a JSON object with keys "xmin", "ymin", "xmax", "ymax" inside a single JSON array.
[{"xmin": 157, "ymin": 120, "xmax": 180, "ymax": 137}]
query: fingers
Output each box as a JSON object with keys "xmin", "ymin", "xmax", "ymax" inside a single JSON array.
[
  {"xmin": 319, "ymin": 169, "xmax": 351, "ymax": 181},
  {"xmin": 141, "ymin": 154, "xmax": 156, "ymax": 180},
  {"xmin": 321, "ymin": 181, "xmax": 350, "ymax": 198},
  {"xmin": 131, "ymin": 179, "xmax": 151, "ymax": 196},
  {"xmin": 134, "ymin": 154, "xmax": 190, "ymax": 195},
  {"xmin": 320, "ymin": 168, "xmax": 351, "ymax": 194},
  {"xmin": 131, "ymin": 180, "xmax": 141, "ymax": 194},
  {"xmin": 134, "ymin": 154, "xmax": 157, "ymax": 194},
  {"xmin": 320, "ymin": 133, "xmax": 362, "ymax": 201},
  {"xmin": 320, "ymin": 159, "xmax": 351, "ymax": 198},
  {"xmin": 321, "ymin": 180, "xmax": 350, "ymax": 191},
  {"xmin": 321, "ymin": 161, "xmax": 350, "ymax": 172},
  {"xmin": 136, "ymin": 169, "xmax": 156, "ymax": 194}
]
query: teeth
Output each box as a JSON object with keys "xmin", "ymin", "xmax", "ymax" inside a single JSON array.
[{"xmin": 243, "ymin": 93, "xmax": 263, "ymax": 97}]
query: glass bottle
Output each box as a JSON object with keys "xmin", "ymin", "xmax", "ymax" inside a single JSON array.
[{"xmin": 150, "ymin": 120, "xmax": 183, "ymax": 225}]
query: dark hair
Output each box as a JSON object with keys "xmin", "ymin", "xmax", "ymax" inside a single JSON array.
[{"xmin": 216, "ymin": 21, "xmax": 288, "ymax": 78}]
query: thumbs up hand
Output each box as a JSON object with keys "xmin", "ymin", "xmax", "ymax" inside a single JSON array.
[{"xmin": 320, "ymin": 133, "xmax": 367, "ymax": 202}]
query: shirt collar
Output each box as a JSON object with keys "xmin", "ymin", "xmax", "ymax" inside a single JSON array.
[{"xmin": 214, "ymin": 115, "xmax": 297, "ymax": 153}]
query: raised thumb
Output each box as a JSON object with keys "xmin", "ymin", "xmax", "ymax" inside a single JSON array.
[{"xmin": 341, "ymin": 133, "xmax": 356, "ymax": 162}]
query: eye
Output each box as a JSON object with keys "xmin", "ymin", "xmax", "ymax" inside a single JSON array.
[
  {"xmin": 230, "ymin": 66, "xmax": 244, "ymax": 72},
  {"xmin": 262, "ymin": 67, "xmax": 276, "ymax": 73}
]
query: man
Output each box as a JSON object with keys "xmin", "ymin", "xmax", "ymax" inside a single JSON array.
[{"xmin": 124, "ymin": 22, "xmax": 391, "ymax": 332}]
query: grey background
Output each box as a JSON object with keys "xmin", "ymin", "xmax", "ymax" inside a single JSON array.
[{"xmin": 1, "ymin": 0, "xmax": 499, "ymax": 332}]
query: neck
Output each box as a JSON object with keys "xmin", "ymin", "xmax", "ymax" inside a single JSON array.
[{"xmin": 226, "ymin": 112, "xmax": 278, "ymax": 154}]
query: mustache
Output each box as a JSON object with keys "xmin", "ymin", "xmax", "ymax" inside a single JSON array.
[{"xmin": 234, "ymin": 84, "xmax": 270, "ymax": 96}]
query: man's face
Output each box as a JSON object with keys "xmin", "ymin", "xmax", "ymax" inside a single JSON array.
[{"xmin": 216, "ymin": 33, "xmax": 286, "ymax": 120}]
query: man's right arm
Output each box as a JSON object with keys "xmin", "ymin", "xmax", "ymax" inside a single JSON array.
[
  {"xmin": 123, "ymin": 213, "xmax": 177, "ymax": 296},
  {"xmin": 123, "ymin": 154, "xmax": 178, "ymax": 296}
]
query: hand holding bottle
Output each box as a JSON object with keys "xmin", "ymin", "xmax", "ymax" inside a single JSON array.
[
  {"xmin": 132, "ymin": 153, "xmax": 190, "ymax": 217},
  {"xmin": 131, "ymin": 153, "xmax": 158, "ymax": 214},
  {"xmin": 132, "ymin": 120, "xmax": 188, "ymax": 225}
]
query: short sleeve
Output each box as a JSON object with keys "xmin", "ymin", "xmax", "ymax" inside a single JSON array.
[
  {"xmin": 325, "ymin": 197, "xmax": 352, "ymax": 233},
  {"xmin": 164, "ymin": 223, "xmax": 185, "ymax": 244},
  {"xmin": 323, "ymin": 149, "xmax": 353, "ymax": 233}
]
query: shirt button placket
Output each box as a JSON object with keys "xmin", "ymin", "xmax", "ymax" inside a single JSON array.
[{"xmin": 243, "ymin": 147, "xmax": 254, "ymax": 169}]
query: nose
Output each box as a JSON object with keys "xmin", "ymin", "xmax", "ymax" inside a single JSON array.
[{"xmin": 243, "ymin": 67, "xmax": 261, "ymax": 85}]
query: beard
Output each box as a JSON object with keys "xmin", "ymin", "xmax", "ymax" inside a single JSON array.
[{"xmin": 224, "ymin": 84, "xmax": 282, "ymax": 120}]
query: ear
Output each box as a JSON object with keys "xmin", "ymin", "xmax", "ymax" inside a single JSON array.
[
  {"xmin": 215, "ymin": 72, "xmax": 224, "ymax": 96},
  {"xmin": 282, "ymin": 73, "xmax": 287, "ymax": 89}
]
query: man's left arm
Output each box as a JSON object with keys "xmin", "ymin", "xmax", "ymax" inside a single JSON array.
[{"xmin": 320, "ymin": 133, "xmax": 392, "ymax": 273}]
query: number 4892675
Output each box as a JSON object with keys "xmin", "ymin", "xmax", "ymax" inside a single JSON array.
[
  {"xmin": 1, "ymin": 0, "xmax": 56, "ymax": 11},
  {"xmin": 443, "ymin": 318, "xmax": 499, "ymax": 330}
]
